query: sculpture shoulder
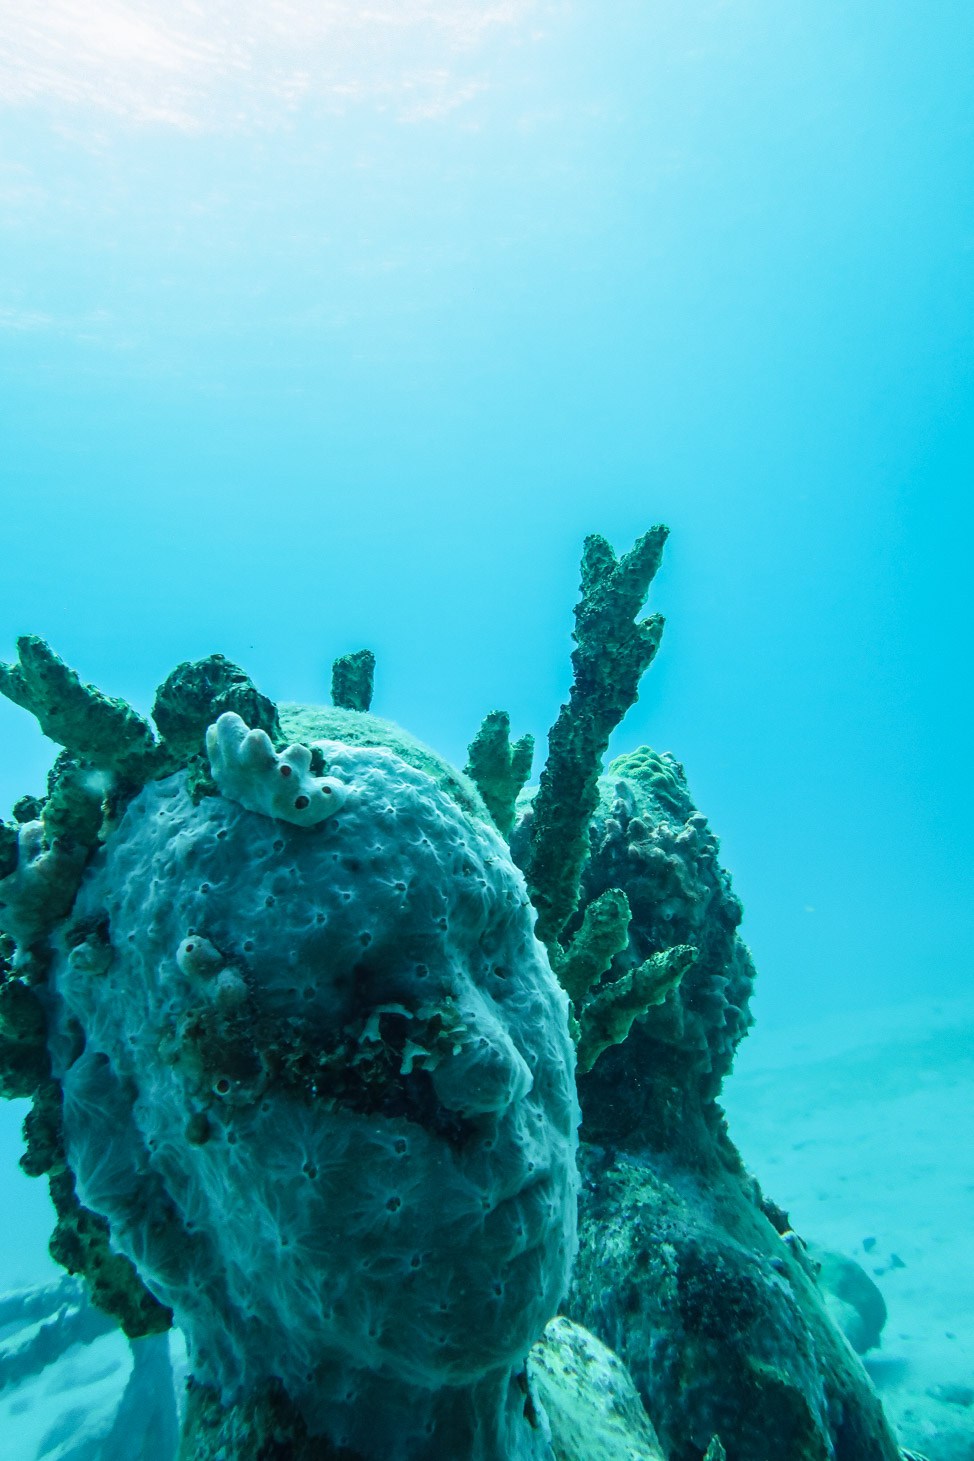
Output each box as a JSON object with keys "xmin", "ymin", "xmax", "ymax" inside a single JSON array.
[{"xmin": 529, "ymin": 1318, "xmax": 664, "ymax": 1461}]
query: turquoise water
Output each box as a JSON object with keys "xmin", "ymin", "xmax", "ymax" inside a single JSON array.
[{"xmin": 1, "ymin": 5, "xmax": 972, "ymax": 1456}]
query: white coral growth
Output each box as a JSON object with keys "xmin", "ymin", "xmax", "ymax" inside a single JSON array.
[
  {"xmin": 205, "ymin": 712, "xmax": 347, "ymax": 826},
  {"xmin": 175, "ymin": 935, "xmax": 224, "ymax": 978}
]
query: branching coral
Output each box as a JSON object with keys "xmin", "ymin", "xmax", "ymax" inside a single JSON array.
[
  {"xmin": 543, "ymin": 887, "xmax": 694, "ymax": 1076},
  {"xmin": 574, "ymin": 943, "xmax": 695, "ymax": 1076},
  {"xmin": 465, "ymin": 710, "xmax": 534, "ymax": 840},
  {"xmin": 523, "ymin": 528, "xmax": 667, "ymax": 951},
  {"xmin": 0, "ymin": 636, "xmax": 163, "ymax": 784},
  {"xmin": 553, "ymin": 888, "xmax": 633, "ymax": 1009}
]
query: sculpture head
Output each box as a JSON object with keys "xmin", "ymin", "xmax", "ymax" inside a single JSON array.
[
  {"xmin": 0, "ymin": 526, "xmax": 673, "ymax": 1457},
  {"xmin": 48, "ymin": 727, "xmax": 579, "ymax": 1441}
]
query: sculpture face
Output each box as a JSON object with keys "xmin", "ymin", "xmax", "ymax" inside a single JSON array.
[{"xmin": 50, "ymin": 739, "xmax": 578, "ymax": 1424}]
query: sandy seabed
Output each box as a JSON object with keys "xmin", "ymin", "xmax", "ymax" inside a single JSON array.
[
  {"xmin": 0, "ymin": 993, "xmax": 971, "ymax": 1459},
  {"xmin": 723, "ymin": 991, "xmax": 974, "ymax": 1461}
]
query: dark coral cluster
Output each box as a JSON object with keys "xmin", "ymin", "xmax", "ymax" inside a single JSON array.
[{"xmin": 572, "ymin": 747, "xmax": 756, "ymax": 1156}]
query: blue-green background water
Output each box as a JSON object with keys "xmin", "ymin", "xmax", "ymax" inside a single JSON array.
[{"xmin": 1, "ymin": 0, "xmax": 972, "ymax": 1299}]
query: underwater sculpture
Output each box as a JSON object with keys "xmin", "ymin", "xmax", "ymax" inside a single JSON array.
[
  {"xmin": 0, "ymin": 653, "xmax": 579, "ymax": 1458},
  {"xmin": 0, "ymin": 1276, "xmax": 178, "ymax": 1459},
  {"xmin": 563, "ymin": 757, "xmax": 902, "ymax": 1461},
  {"xmin": 0, "ymin": 529, "xmax": 906, "ymax": 1460}
]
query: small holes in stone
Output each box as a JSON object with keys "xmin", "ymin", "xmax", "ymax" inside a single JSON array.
[
  {"xmin": 386, "ymin": 1196, "xmax": 402, "ymax": 1212},
  {"xmin": 243, "ymin": 940, "xmax": 254, "ymax": 952},
  {"xmin": 273, "ymin": 839, "xmax": 285, "ymax": 852},
  {"xmin": 279, "ymin": 764, "xmax": 292, "ymax": 779},
  {"xmin": 294, "ymin": 795, "xmax": 309, "ymax": 811},
  {"xmin": 265, "ymin": 896, "xmax": 275, "ymax": 908}
]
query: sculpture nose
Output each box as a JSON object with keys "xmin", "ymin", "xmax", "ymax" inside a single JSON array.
[{"xmin": 430, "ymin": 992, "xmax": 533, "ymax": 1117}]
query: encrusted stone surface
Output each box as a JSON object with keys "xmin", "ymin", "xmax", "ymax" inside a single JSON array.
[{"xmin": 569, "ymin": 1147, "xmax": 901, "ymax": 1461}]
